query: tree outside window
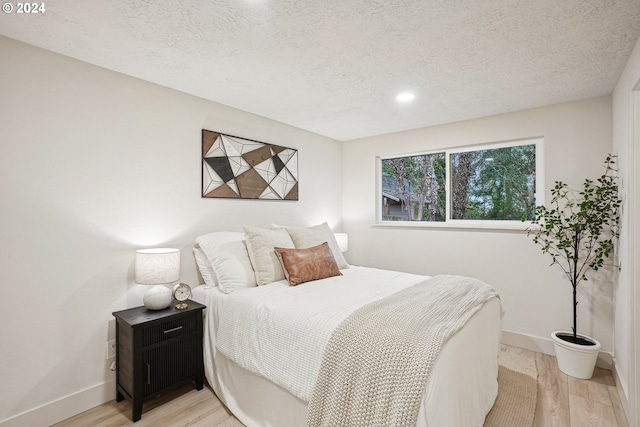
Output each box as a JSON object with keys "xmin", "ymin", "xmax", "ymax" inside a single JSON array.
[
  {"xmin": 381, "ymin": 153, "xmax": 446, "ymax": 222},
  {"xmin": 451, "ymin": 144, "xmax": 536, "ymax": 221}
]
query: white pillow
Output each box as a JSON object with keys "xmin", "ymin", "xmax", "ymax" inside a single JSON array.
[
  {"xmin": 280, "ymin": 222, "xmax": 349, "ymax": 269},
  {"xmin": 193, "ymin": 246, "xmax": 217, "ymax": 287},
  {"xmin": 211, "ymin": 254, "xmax": 251, "ymax": 293},
  {"xmin": 243, "ymin": 226, "xmax": 295, "ymax": 286},
  {"xmin": 196, "ymin": 232, "xmax": 257, "ymax": 293}
]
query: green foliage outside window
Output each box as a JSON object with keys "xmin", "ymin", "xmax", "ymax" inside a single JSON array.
[{"xmin": 451, "ymin": 144, "xmax": 536, "ymax": 221}]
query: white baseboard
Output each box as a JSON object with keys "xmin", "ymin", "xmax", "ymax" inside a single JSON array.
[
  {"xmin": 501, "ymin": 329, "xmax": 555, "ymax": 355},
  {"xmin": 501, "ymin": 329, "xmax": 614, "ymax": 370},
  {"xmin": 0, "ymin": 380, "xmax": 115, "ymax": 427},
  {"xmin": 612, "ymin": 357, "xmax": 630, "ymax": 422}
]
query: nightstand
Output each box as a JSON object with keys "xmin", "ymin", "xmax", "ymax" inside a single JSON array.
[{"xmin": 112, "ymin": 300, "xmax": 205, "ymax": 422}]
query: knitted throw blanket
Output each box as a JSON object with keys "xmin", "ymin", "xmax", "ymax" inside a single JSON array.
[{"xmin": 306, "ymin": 275, "xmax": 498, "ymax": 427}]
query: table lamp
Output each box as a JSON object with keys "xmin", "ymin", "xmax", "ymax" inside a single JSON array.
[{"xmin": 135, "ymin": 248, "xmax": 180, "ymax": 310}]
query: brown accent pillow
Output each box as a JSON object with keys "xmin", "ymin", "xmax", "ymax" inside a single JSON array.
[{"xmin": 274, "ymin": 242, "xmax": 342, "ymax": 286}]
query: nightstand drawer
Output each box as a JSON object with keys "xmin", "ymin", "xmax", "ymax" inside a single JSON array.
[{"xmin": 142, "ymin": 315, "xmax": 197, "ymax": 346}]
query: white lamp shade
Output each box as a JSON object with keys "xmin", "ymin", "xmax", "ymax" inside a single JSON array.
[
  {"xmin": 135, "ymin": 248, "xmax": 180, "ymax": 285},
  {"xmin": 135, "ymin": 248, "xmax": 180, "ymax": 310},
  {"xmin": 333, "ymin": 233, "xmax": 349, "ymax": 252}
]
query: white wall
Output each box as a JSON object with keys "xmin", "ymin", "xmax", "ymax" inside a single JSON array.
[
  {"xmin": 0, "ymin": 36, "xmax": 342, "ymax": 425},
  {"xmin": 612, "ymin": 34, "xmax": 640, "ymax": 424},
  {"xmin": 342, "ymin": 96, "xmax": 614, "ymax": 355}
]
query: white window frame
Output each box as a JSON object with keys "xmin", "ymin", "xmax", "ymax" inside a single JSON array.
[{"xmin": 375, "ymin": 137, "xmax": 544, "ymax": 230}]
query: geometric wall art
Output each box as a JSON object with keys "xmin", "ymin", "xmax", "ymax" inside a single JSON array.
[{"xmin": 202, "ymin": 129, "xmax": 299, "ymax": 200}]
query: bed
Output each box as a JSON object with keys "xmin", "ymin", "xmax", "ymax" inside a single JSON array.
[{"xmin": 191, "ymin": 224, "xmax": 502, "ymax": 427}]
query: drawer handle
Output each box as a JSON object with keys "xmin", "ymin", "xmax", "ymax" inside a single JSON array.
[
  {"xmin": 163, "ymin": 326, "xmax": 182, "ymax": 334},
  {"xmin": 147, "ymin": 363, "xmax": 151, "ymax": 385}
]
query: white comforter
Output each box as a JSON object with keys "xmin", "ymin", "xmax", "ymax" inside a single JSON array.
[{"xmin": 214, "ymin": 266, "xmax": 427, "ymax": 401}]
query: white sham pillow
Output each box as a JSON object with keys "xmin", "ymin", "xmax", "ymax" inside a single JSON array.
[
  {"xmin": 193, "ymin": 246, "xmax": 217, "ymax": 287},
  {"xmin": 211, "ymin": 254, "xmax": 251, "ymax": 293},
  {"xmin": 196, "ymin": 231, "xmax": 257, "ymax": 293},
  {"xmin": 280, "ymin": 222, "xmax": 349, "ymax": 269},
  {"xmin": 243, "ymin": 226, "xmax": 295, "ymax": 286}
]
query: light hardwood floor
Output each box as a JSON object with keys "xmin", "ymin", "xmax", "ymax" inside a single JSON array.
[
  {"xmin": 54, "ymin": 344, "xmax": 628, "ymax": 427},
  {"xmin": 530, "ymin": 348, "xmax": 628, "ymax": 427}
]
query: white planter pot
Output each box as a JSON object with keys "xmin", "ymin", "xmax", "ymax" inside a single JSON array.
[{"xmin": 551, "ymin": 331, "xmax": 601, "ymax": 379}]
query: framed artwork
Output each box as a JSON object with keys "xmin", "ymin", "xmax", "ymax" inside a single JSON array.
[{"xmin": 202, "ymin": 129, "xmax": 299, "ymax": 200}]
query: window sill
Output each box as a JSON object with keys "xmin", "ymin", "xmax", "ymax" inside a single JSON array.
[{"xmin": 373, "ymin": 220, "xmax": 533, "ymax": 231}]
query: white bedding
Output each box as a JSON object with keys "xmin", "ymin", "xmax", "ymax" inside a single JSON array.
[
  {"xmin": 194, "ymin": 266, "xmax": 503, "ymax": 427},
  {"xmin": 217, "ymin": 266, "xmax": 428, "ymax": 401}
]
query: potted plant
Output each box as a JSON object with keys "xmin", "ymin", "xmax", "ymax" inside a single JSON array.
[{"xmin": 525, "ymin": 154, "xmax": 621, "ymax": 379}]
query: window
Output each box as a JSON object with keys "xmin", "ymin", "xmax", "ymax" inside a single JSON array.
[{"xmin": 377, "ymin": 138, "xmax": 543, "ymax": 228}]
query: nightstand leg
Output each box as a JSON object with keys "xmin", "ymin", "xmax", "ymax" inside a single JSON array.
[
  {"xmin": 116, "ymin": 389, "xmax": 124, "ymax": 402},
  {"xmin": 196, "ymin": 375, "xmax": 203, "ymax": 390},
  {"xmin": 132, "ymin": 401, "xmax": 143, "ymax": 422}
]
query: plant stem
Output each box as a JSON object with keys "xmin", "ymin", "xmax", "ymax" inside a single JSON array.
[
  {"xmin": 573, "ymin": 231, "xmax": 580, "ymax": 338},
  {"xmin": 573, "ymin": 284, "xmax": 578, "ymax": 338}
]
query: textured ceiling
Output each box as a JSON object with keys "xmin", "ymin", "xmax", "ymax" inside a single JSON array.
[{"xmin": 1, "ymin": 1, "xmax": 640, "ymax": 141}]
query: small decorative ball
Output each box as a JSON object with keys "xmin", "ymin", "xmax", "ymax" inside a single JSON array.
[{"xmin": 143, "ymin": 285, "xmax": 172, "ymax": 310}]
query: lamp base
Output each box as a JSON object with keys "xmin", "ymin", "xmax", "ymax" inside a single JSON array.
[{"xmin": 143, "ymin": 285, "xmax": 172, "ymax": 310}]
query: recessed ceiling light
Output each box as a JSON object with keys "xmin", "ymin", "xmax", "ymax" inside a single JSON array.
[{"xmin": 396, "ymin": 92, "xmax": 415, "ymax": 102}]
